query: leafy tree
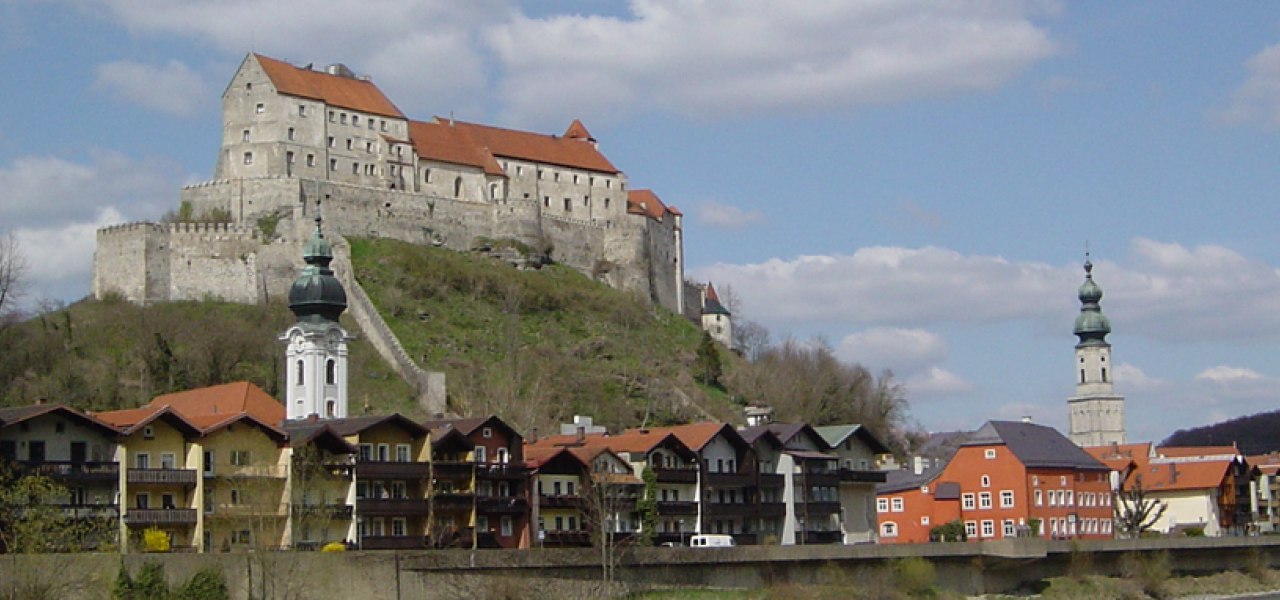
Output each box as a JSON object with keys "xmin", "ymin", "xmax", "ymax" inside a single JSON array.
[
  {"xmin": 0, "ymin": 463, "xmax": 115, "ymax": 554},
  {"xmin": 1115, "ymin": 474, "xmax": 1167, "ymax": 538},
  {"xmin": 694, "ymin": 331, "xmax": 722, "ymax": 387},
  {"xmin": 928, "ymin": 519, "xmax": 967, "ymax": 542},
  {"xmin": 133, "ymin": 562, "xmax": 169, "ymax": 600},
  {"xmin": 635, "ymin": 467, "xmax": 658, "ymax": 546}
]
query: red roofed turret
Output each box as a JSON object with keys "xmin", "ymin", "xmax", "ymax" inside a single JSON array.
[{"xmin": 564, "ymin": 119, "xmax": 594, "ymax": 142}]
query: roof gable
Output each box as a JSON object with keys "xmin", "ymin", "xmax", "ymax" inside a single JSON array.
[
  {"xmin": 253, "ymin": 54, "xmax": 404, "ymax": 118},
  {"xmin": 814, "ymin": 424, "xmax": 891, "ymax": 455},
  {"xmin": 148, "ymin": 381, "xmax": 284, "ymax": 426},
  {"xmin": 0, "ymin": 404, "xmax": 120, "ymax": 436}
]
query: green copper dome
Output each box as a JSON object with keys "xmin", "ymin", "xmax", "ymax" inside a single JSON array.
[
  {"xmin": 288, "ymin": 216, "xmax": 347, "ymax": 325},
  {"xmin": 1073, "ymin": 258, "xmax": 1110, "ymax": 347}
]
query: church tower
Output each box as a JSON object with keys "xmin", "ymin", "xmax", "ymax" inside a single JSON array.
[
  {"xmin": 1068, "ymin": 255, "xmax": 1126, "ymax": 446},
  {"xmin": 281, "ymin": 212, "xmax": 353, "ymax": 421}
]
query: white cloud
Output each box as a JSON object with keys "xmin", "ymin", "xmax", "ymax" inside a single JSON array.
[
  {"xmin": 94, "ymin": 60, "xmax": 207, "ymax": 116},
  {"xmin": 694, "ymin": 237, "xmax": 1280, "ymax": 343},
  {"xmin": 1211, "ymin": 42, "xmax": 1280, "ymax": 127},
  {"xmin": 695, "ymin": 200, "xmax": 764, "ymax": 230},
  {"xmin": 1195, "ymin": 365, "xmax": 1265, "ymax": 382},
  {"xmin": 0, "ymin": 151, "xmax": 183, "ymax": 228},
  {"xmin": 14, "ymin": 208, "xmax": 127, "ymax": 304},
  {"xmin": 486, "ymin": 0, "xmax": 1058, "ymax": 124},
  {"xmin": 1112, "ymin": 363, "xmax": 1168, "ymax": 393},
  {"xmin": 836, "ymin": 327, "xmax": 947, "ymax": 376},
  {"xmin": 905, "ymin": 367, "xmax": 978, "ymax": 397}
]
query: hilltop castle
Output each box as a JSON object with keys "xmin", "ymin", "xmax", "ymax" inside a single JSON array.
[{"xmin": 93, "ymin": 54, "xmax": 701, "ymax": 319}]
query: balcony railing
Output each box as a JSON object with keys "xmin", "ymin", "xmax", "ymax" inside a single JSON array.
[
  {"xmin": 18, "ymin": 461, "xmax": 118, "ymax": 481},
  {"xmin": 657, "ymin": 501, "xmax": 698, "ymax": 516},
  {"xmin": 125, "ymin": 508, "xmax": 197, "ymax": 526},
  {"xmin": 838, "ymin": 468, "xmax": 887, "ymax": 483},
  {"xmin": 653, "ymin": 467, "xmax": 697, "ymax": 484},
  {"xmin": 431, "ymin": 493, "xmax": 474, "ymax": 510},
  {"xmin": 477, "ymin": 497, "xmax": 528, "ymax": 514},
  {"xmin": 705, "ymin": 472, "xmax": 754, "ymax": 488},
  {"xmin": 292, "ymin": 503, "xmax": 354, "ymax": 520},
  {"xmin": 757, "ymin": 502, "xmax": 786, "ymax": 518},
  {"xmin": 804, "ymin": 501, "xmax": 842, "ymax": 517},
  {"xmin": 432, "ymin": 461, "xmax": 475, "ymax": 479},
  {"xmin": 704, "ymin": 503, "xmax": 756, "ymax": 517},
  {"xmin": 802, "ymin": 474, "xmax": 840, "ymax": 488},
  {"xmin": 355, "ymin": 461, "xmax": 431, "ymax": 480},
  {"xmin": 476, "ymin": 463, "xmax": 528, "ymax": 480},
  {"xmin": 541, "ymin": 530, "xmax": 590, "ymax": 546},
  {"xmin": 538, "ymin": 494, "xmax": 582, "ymax": 508},
  {"xmin": 127, "ymin": 468, "xmax": 197, "ymax": 485},
  {"xmin": 356, "ymin": 498, "xmax": 431, "ymax": 517},
  {"xmin": 360, "ymin": 535, "xmax": 427, "ymax": 550},
  {"xmin": 57, "ymin": 503, "xmax": 119, "ymax": 520},
  {"xmin": 758, "ymin": 474, "xmax": 785, "ymax": 488}
]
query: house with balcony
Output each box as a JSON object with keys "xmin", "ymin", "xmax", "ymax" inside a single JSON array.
[
  {"xmin": 525, "ymin": 443, "xmax": 641, "ymax": 548},
  {"xmin": 739, "ymin": 423, "xmax": 846, "ymax": 545},
  {"xmin": 424, "ymin": 416, "xmax": 530, "ymax": 548},
  {"xmin": 193, "ymin": 412, "xmax": 291, "ymax": 552},
  {"xmin": 322, "ymin": 414, "xmax": 433, "ymax": 550},
  {"xmin": 814, "ymin": 425, "xmax": 890, "ymax": 544},
  {"xmin": 96, "ymin": 406, "xmax": 204, "ymax": 552},
  {"xmin": 0, "ymin": 403, "xmax": 122, "ymax": 546},
  {"xmin": 280, "ymin": 419, "xmax": 357, "ymax": 548},
  {"xmin": 426, "ymin": 424, "xmax": 478, "ymax": 547}
]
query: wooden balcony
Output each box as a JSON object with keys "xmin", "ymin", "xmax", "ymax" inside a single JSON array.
[
  {"xmin": 838, "ymin": 468, "xmax": 887, "ymax": 483},
  {"xmin": 758, "ymin": 474, "xmax": 785, "ymax": 489},
  {"xmin": 477, "ymin": 496, "xmax": 528, "ymax": 514},
  {"xmin": 657, "ymin": 501, "xmax": 698, "ymax": 516},
  {"xmin": 128, "ymin": 468, "xmax": 197, "ymax": 485},
  {"xmin": 731, "ymin": 533, "xmax": 758, "ymax": 546},
  {"xmin": 804, "ymin": 501, "xmax": 842, "ymax": 517},
  {"xmin": 360, "ymin": 535, "xmax": 427, "ymax": 550},
  {"xmin": 538, "ymin": 494, "xmax": 582, "ymax": 508},
  {"xmin": 356, "ymin": 498, "xmax": 431, "ymax": 517},
  {"xmin": 125, "ymin": 508, "xmax": 197, "ymax": 526},
  {"xmin": 475, "ymin": 463, "xmax": 527, "ymax": 481},
  {"xmin": 292, "ymin": 503, "xmax": 354, "ymax": 520},
  {"xmin": 431, "ymin": 492, "xmax": 474, "ymax": 510},
  {"xmin": 757, "ymin": 502, "xmax": 786, "ymax": 518},
  {"xmin": 704, "ymin": 503, "xmax": 756, "ymax": 518},
  {"xmin": 541, "ymin": 530, "xmax": 590, "ymax": 546},
  {"xmin": 704, "ymin": 471, "xmax": 754, "ymax": 488},
  {"xmin": 653, "ymin": 467, "xmax": 697, "ymax": 484},
  {"xmin": 432, "ymin": 461, "xmax": 474, "ymax": 479},
  {"xmin": 18, "ymin": 461, "xmax": 118, "ymax": 481},
  {"xmin": 802, "ymin": 473, "xmax": 840, "ymax": 488},
  {"xmin": 355, "ymin": 461, "xmax": 431, "ymax": 480}
]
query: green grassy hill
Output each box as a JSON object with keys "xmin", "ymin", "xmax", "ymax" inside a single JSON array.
[{"xmin": 0, "ymin": 239, "xmax": 740, "ymax": 434}]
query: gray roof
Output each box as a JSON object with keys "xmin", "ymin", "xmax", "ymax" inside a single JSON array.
[
  {"xmin": 313, "ymin": 414, "xmax": 428, "ymax": 438},
  {"xmin": 965, "ymin": 421, "xmax": 1109, "ymax": 471},
  {"xmin": 877, "ymin": 463, "xmax": 947, "ymax": 494},
  {"xmin": 814, "ymin": 424, "xmax": 892, "ymax": 455}
]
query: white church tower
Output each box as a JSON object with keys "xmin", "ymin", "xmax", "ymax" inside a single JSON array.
[
  {"xmin": 281, "ymin": 212, "xmax": 354, "ymax": 420},
  {"xmin": 1068, "ymin": 255, "xmax": 1126, "ymax": 446}
]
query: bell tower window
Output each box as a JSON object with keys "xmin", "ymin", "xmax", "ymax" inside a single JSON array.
[
  {"xmin": 296, "ymin": 360, "xmax": 305, "ymax": 386},
  {"xmin": 326, "ymin": 359, "xmax": 336, "ymax": 385}
]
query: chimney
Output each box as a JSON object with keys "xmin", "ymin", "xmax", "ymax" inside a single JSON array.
[{"xmin": 576, "ymin": 426, "xmax": 586, "ymax": 442}]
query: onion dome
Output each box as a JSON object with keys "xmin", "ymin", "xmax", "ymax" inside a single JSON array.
[
  {"xmin": 1073, "ymin": 257, "xmax": 1110, "ymax": 346},
  {"xmin": 288, "ymin": 215, "xmax": 347, "ymax": 325}
]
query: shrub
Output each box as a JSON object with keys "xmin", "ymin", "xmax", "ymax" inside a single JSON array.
[
  {"xmin": 133, "ymin": 562, "xmax": 168, "ymax": 600},
  {"xmin": 142, "ymin": 526, "xmax": 170, "ymax": 552},
  {"xmin": 1121, "ymin": 551, "xmax": 1171, "ymax": 599},
  {"xmin": 174, "ymin": 567, "xmax": 229, "ymax": 600},
  {"xmin": 893, "ymin": 556, "xmax": 936, "ymax": 596},
  {"xmin": 929, "ymin": 519, "xmax": 967, "ymax": 543},
  {"xmin": 321, "ymin": 542, "xmax": 346, "ymax": 552},
  {"xmin": 109, "ymin": 563, "xmax": 135, "ymax": 600}
]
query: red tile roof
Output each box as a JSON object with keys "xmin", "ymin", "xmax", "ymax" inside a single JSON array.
[
  {"xmin": 563, "ymin": 119, "xmax": 593, "ymax": 141},
  {"xmin": 434, "ymin": 117, "xmax": 620, "ymax": 173},
  {"xmin": 1134, "ymin": 459, "xmax": 1232, "ymax": 492},
  {"xmin": 622, "ymin": 422, "xmax": 730, "ymax": 452},
  {"xmin": 627, "ymin": 189, "xmax": 680, "ymax": 220},
  {"xmin": 93, "ymin": 405, "xmax": 164, "ymax": 428},
  {"xmin": 1084, "ymin": 442, "xmax": 1153, "ymax": 461},
  {"xmin": 254, "ymin": 54, "xmax": 404, "ymax": 119},
  {"xmin": 408, "ymin": 120, "xmax": 505, "ymax": 176},
  {"xmin": 147, "ymin": 381, "xmax": 284, "ymax": 426}
]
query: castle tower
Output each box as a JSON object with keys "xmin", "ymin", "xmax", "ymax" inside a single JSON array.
[
  {"xmin": 700, "ymin": 282, "xmax": 733, "ymax": 350},
  {"xmin": 281, "ymin": 212, "xmax": 353, "ymax": 421},
  {"xmin": 1068, "ymin": 255, "xmax": 1125, "ymax": 446}
]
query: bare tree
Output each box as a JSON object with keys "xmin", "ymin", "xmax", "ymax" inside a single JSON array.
[
  {"xmin": 1114, "ymin": 474, "xmax": 1167, "ymax": 539},
  {"xmin": 579, "ymin": 466, "xmax": 639, "ymax": 590},
  {"xmin": 0, "ymin": 231, "xmax": 30, "ymax": 330},
  {"xmin": 733, "ymin": 319, "xmax": 771, "ymax": 362}
]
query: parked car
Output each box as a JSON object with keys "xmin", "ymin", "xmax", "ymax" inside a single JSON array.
[{"xmin": 689, "ymin": 535, "xmax": 735, "ymax": 548}]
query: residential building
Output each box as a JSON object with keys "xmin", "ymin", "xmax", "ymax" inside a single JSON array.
[
  {"xmin": 427, "ymin": 425, "xmax": 477, "ymax": 547},
  {"xmin": 814, "ymin": 425, "xmax": 892, "ymax": 543},
  {"xmin": 326, "ymin": 415, "xmax": 433, "ymax": 549},
  {"xmin": 424, "ymin": 416, "xmax": 530, "ymax": 549},
  {"xmin": 739, "ymin": 423, "xmax": 848, "ymax": 545}
]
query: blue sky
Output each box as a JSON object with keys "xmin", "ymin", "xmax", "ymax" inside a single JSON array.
[{"xmin": 5, "ymin": 1, "xmax": 1280, "ymax": 444}]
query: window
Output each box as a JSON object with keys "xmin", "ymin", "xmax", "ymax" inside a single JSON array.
[
  {"xmin": 920, "ymin": 516, "xmax": 930, "ymax": 526},
  {"xmin": 1032, "ymin": 476, "xmax": 1038, "ymax": 486},
  {"xmin": 296, "ymin": 360, "xmax": 304, "ymax": 385},
  {"xmin": 381, "ymin": 120, "xmax": 387, "ymax": 131},
  {"xmin": 1067, "ymin": 490, "xmax": 1074, "ymax": 506},
  {"xmin": 287, "ymin": 127, "xmax": 295, "ymax": 141},
  {"xmin": 243, "ymin": 152, "xmax": 253, "ymax": 165},
  {"xmin": 340, "ymin": 113, "xmax": 347, "ymax": 125},
  {"xmin": 391, "ymin": 481, "xmax": 406, "ymax": 498},
  {"xmin": 454, "ymin": 177, "xmax": 462, "ymax": 198},
  {"xmin": 135, "ymin": 493, "xmax": 149, "ymax": 509},
  {"xmin": 329, "ymin": 111, "xmax": 335, "ymax": 122},
  {"xmin": 961, "ymin": 493, "xmax": 975, "ymax": 510},
  {"xmin": 482, "ymin": 427, "xmax": 493, "ymax": 439},
  {"xmin": 255, "ymin": 103, "xmax": 264, "ymax": 114},
  {"xmin": 377, "ymin": 444, "xmax": 389, "ymax": 462},
  {"xmin": 1060, "ymin": 476, "xmax": 1067, "ymax": 485},
  {"xmin": 352, "ymin": 162, "xmax": 359, "ymax": 175},
  {"xmin": 891, "ymin": 497, "xmax": 904, "ymax": 512},
  {"xmin": 287, "ymin": 151, "xmax": 294, "ymax": 164},
  {"xmin": 496, "ymin": 447, "xmax": 509, "ymax": 464},
  {"xmin": 328, "ymin": 136, "xmax": 335, "ymax": 148},
  {"xmin": 392, "ymin": 518, "xmax": 406, "ymax": 536},
  {"xmin": 242, "ymin": 129, "xmax": 250, "ymax": 142},
  {"xmin": 307, "ymin": 154, "xmax": 315, "ymax": 167},
  {"xmin": 1034, "ymin": 489, "xmax": 1043, "ymax": 506},
  {"xmin": 160, "ymin": 453, "xmax": 176, "ymax": 469},
  {"xmin": 231, "ymin": 450, "xmax": 251, "ymax": 466},
  {"xmin": 501, "ymin": 516, "xmax": 513, "ymax": 537},
  {"xmin": 396, "ymin": 444, "xmax": 411, "ymax": 462},
  {"xmin": 980, "ymin": 475, "xmax": 990, "ymax": 487},
  {"xmin": 347, "ymin": 139, "xmax": 353, "ymax": 150},
  {"xmin": 1000, "ymin": 490, "xmax": 1015, "ymax": 508},
  {"xmin": 326, "ymin": 400, "xmax": 336, "ymax": 417},
  {"xmin": 423, "ymin": 169, "xmax": 431, "ymax": 183},
  {"xmin": 979, "ymin": 492, "xmax": 992, "ymax": 509},
  {"xmin": 299, "ymin": 105, "xmax": 306, "ymax": 117},
  {"xmin": 880, "ymin": 522, "xmax": 897, "ymax": 537},
  {"xmin": 981, "ymin": 520, "xmax": 995, "ymax": 538},
  {"xmin": 877, "ymin": 498, "xmax": 889, "ymax": 513},
  {"xmin": 203, "ymin": 450, "xmax": 214, "ymax": 476},
  {"xmin": 964, "ymin": 521, "xmax": 977, "ymax": 537},
  {"xmin": 353, "ymin": 115, "xmax": 360, "ymax": 127},
  {"xmin": 474, "ymin": 446, "xmax": 486, "ymax": 463},
  {"xmin": 135, "ymin": 453, "xmax": 150, "ymax": 469},
  {"xmin": 1048, "ymin": 491, "xmax": 1057, "ymax": 507},
  {"xmin": 325, "ymin": 359, "xmax": 336, "ymax": 385},
  {"xmin": 984, "ymin": 449, "xmax": 996, "ymax": 459},
  {"xmin": 1002, "ymin": 520, "xmax": 1016, "ymax": 538},
  {"xmin": 230, "ymin": 488, "xmax": 243, "ymax": 505}
]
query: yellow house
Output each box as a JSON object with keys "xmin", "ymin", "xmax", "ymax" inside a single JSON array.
[
  {"xmin": 326, "ymin": 415, "xmax": 434, "ymax": 549},
  {"xmin": 193, "ymin": 412, "xmax": 291, "ymax": 552},
  {"xmin": 282, "ymin": 420, "xmax": 359, "ymax": 548}
]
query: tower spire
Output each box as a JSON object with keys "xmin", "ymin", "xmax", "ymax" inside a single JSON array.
[{"xmin": 1067, "ymin": 253, "xmax": 1125, "ymax": 447}]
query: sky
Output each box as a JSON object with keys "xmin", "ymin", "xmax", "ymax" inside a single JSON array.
[{"xmin": 5, "ymin": 1, "xmax": 1280, "ymax": 444}]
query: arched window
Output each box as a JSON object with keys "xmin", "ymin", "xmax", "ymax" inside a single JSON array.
[
  {"xmin": 296, "ymin": 360, "xmax": 304, "ymax": 386},
  {"xmin": 880, "ymin": 522, "xmax": 897, "ymax": 537},
  {"xmin": 326, "ymin": 359, "xmax": 336, "ymax": 385},
  {"xmin": 454, "ymin": 177, "xmax": 462, "ymax": 198}
]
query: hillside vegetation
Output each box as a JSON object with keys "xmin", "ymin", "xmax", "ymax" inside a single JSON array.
[{"xmin": 1163, "ymin": 410, "xmax": 1280, "ymax": 455}]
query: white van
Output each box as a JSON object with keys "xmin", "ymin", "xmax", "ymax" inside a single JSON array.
[{"xmin": 689, "ymin": 534, "xmax": 735, "ymax": 548}]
